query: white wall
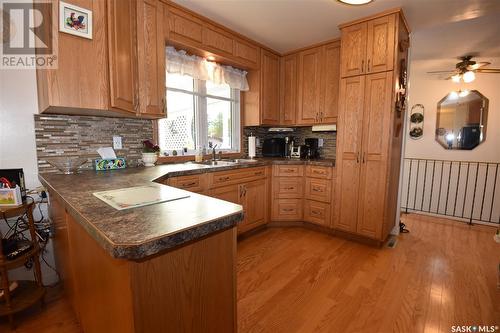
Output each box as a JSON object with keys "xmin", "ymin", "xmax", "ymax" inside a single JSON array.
[
  {"xmin": 0, "ymin": 67, "xmax": 58, "ymax": 285},
  {"xmin": 404, "ymin": 57, "xmax": 500, "ymax": 163}
]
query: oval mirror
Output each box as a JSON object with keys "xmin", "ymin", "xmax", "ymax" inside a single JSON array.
[{"xmin": 435, "ymin": 90, "xmax": 488, "ymax": 150}]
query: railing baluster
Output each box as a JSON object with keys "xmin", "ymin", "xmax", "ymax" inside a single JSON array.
[
  {"xmin": 444, "ymin": 162, "xmax": 453, "ymax": 215},
  {"xmin": 479, "ymin": 163, "xmax": 489, "ymax": 221},
  {"xmin": 428, "ymin": 160, "xmax": 436, "ymax": 212},
  {"xmin": 437, "ymin": 161, "xmax": 444, "ymax": 214},
  {"xmin": 405, "ymin": 159, "xmax": 413, "ymax": 213},
  {"xmin": 489, "ymin": 164, "xmax": 499, "ymax": 222},
  {"xmin": 462, "ymin": 162, "xmax": 471, "ymax": 219},
  {"xmin": 469, "ymin": 163, "xmax": 480, "ymax": 225},
  {"xmin": 453, "ymin": 162, "xmax": 461, "ymax": 217},
  {"xmin": 413, "ymin": 160, "xmax": 420, "ymax": 210},
  {"xmin": 421, "ymin": 161, "xmax": 428, "ymax": 211}
]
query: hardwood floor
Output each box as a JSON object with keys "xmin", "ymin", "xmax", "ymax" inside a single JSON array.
[{"xmin": 1, "ymin": 214, "xmax": 498, "ymax": 332}]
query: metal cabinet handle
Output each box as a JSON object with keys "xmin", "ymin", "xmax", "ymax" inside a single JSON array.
[
  {"xmin": 362, "ymin": 152, "xmax": 366, "ymax": 163},
  {"xmin": 356, "ymin": 152, "xmax": 360, "ymax": 163},
  {"xmin": 312, "ymin": 187, "xmax": 323, "ymax": 192},
  {"xmin": 367, "ymin": 59, "xmax": 371, "ymax": 72},
  {"xmin": 361, "ymin": 60, "xmax": 364, "ymax": 73},
  {"xmin": 283, "ymin": 208, "xmax": 294, "ymax": 212},
  {"xmin": 284, "ymin": 187, "xmax": 295, "ymax": 190},
  {"xmin": 219, "ymin": 176, "xmax": 230, "ymax": 181},
  {"xmin": 311, "ymin": 210, "xmax": 321, "ymax": 216},
  {"xmin": 254, "ymin": 171, "xmax": 264, "ymax": 176},
  {"xmin": 181, "ymin": 181, "xmax": 196, "ymax": 187}
]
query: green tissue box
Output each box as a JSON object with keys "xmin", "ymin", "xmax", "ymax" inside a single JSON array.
[{"xmin": 94, "ymin": 158, "xmax": 126, "ymax": 171}]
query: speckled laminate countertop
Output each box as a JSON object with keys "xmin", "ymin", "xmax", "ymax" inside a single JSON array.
[{"xmin": 40, "ymin": 158, "xmax": 334, "ymax": 260}]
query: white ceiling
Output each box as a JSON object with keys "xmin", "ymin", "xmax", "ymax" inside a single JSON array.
[{"xmin": 172, "ymin": 0, "xmax": 500, "ymax": 57}]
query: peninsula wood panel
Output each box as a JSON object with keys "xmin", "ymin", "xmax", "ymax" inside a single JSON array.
[
  {"xmin": 107, "ymin": 0, "xmax": 137, "ymax": 114},
  {"xmin": 365, "ymin": 14, "xmax": 396, "ymax": 74},
  {"xmin": 280, "ymin": 54, "xmax": 298, "ymax": 125},
  {"xmin": 260, "ymin": 50, "xmax": 281, "ymax": 125},
  {"xmin": 136, "ymin": 0, "xmax": 166, "ymax": 117},
  {"xmin": 297, "ymin": 46, "xmax": 323, "ymax": 125},
  {"xmin": 335, "ymin": 76, "xmax": 365, "ymax": 233},
  {"xmin": 356, "ymin": 72, "xmax": 393, "ymax": 238},
  {"xmin": 320, "ymin": 42, "xmax": 341, "ymax": 123},
  {"xmin": 340, "ymin": 22, "xmax": 367, "ymax": 78},
  {"xmin": 131, "ymin": 228, "xmax": 237, "ymax": 333},
  {"xmin": 37, "ymin": 0, "xmax": 110, "ymax": 112}
]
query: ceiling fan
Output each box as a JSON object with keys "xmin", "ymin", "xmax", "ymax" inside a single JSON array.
[{"xmin": 427, "ymin": 55, "xmax": 500, "ymax": 83}]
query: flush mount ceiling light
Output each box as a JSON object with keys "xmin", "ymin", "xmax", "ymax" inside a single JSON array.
[{"xmin": 337, "ymin": 0, "xmax": 373, "ymax": 5}]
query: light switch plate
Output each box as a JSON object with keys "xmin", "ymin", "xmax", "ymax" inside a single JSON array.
[
  {"xmin": 318, "ymin": 138, "xmax": 324, "ymax": 147},
  {"xmin": 113, "ymin": 136, "xmax": 122, "ymax": 150}
]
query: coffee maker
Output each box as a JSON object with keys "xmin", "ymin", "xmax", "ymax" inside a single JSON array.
[{"xmin": 301, "ymin": 138, "xmax": 321, "ymax": 159}]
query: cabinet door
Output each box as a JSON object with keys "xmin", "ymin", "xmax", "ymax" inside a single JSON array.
[
  {"xmin": 280, "ymin": 54, "xmax": 298, "ymax": 125},
  {"xmin": 297, "ymin": 46, "xmax": 323, "ymax": 125},
  {"xmin": 366, "ymin": 15, "xmax": 395, "ymax": 74},
  {"xmin": 334, "ymin": 76, "xmax": 365, "ymax": 233},
  {"xmin": 356, "ymin": 72, "xmax": 393, "ymax": 239},
  {"xmin": 137, "ymin": 0, "xmax": 166, "ymax": 117},
  {"xmin": 320, "ymin": 42, "xmax": 341, "ymax": 123},
  {"xmin": 107, "ymin": 0, "xmax": 138, "ymax": 113},
  {"xmin": 340, "ymin": 22, "xmax": 367, "ymax": 78},
  {"xmin": 240, "ymin": 179, "xmax": 267, "ymax": 233},
  {"xmin": 261, "ymin": 50, "xmax": 280, "ymax": 125},
  {"xmin": 209, "ymin": 184, "xmax": 240, "ymax": 204}
]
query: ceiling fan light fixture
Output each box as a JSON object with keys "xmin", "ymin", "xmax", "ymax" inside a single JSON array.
[
  {"xmin": 451, "ymin": 74, "xmax": 461, "ymax": 83},
  {"xmin": 463, "ymin": 70, "xmax": 475, "ymax": 83},
  {"xmin": 337, "ymin": 0, "xmax": 373, "ymax": 5}
]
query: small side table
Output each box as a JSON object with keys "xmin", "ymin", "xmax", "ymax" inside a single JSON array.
[{"xmin": 0, "ymin": 202, "xmax": 45, "ymax": 329}]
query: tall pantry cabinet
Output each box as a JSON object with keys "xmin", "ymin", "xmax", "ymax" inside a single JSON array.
[{"xmin": 334, "ymin": 10, "xmax": 410, "ymax": 242}]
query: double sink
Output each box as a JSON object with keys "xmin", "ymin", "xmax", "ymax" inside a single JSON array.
[{"xmin": 186, "ymin": 158, "xmax": 260, "ymax": 167}]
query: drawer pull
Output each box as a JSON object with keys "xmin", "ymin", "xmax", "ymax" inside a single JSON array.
[
  {"xmin": 312, "ymin": 187, "xmax": 323, "ymax": 192},
  {"xmin": 283, "ymin": 169, "xmax": 295, "ymax": 173},
  {"xmin": 283, "ymin": 208, "xmax": 294, "ymax": 212},
  {"xmin": 284, "ymin": 187, "xmax": 295, "ymax": 190},
  {"xmin": 218, "ymin": 176, "xmax": 230, "ymax": 181},
  {"xmin": 311, "ymin": 210, "xmax": 321, "ymax": 216},
  {"xmin": 181, "ymin": 182, "xmax": 197, "ymax": 187},
  {"xmin": 254, "ymin": 171, "xmax": 264, "ymax": 176},
  {"xmin": 313, "ymin": 170, "xmax": 326, "ymax": 175}
]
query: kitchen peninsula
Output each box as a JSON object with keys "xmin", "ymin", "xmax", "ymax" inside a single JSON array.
[{"xmin": 40, "ymin": 163, "xmax": 246, "ymax": 333}]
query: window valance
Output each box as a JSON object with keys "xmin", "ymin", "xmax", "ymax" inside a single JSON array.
[{"xmin": 166, "ymin": 46, "xmax": 249, "ymax": 91}]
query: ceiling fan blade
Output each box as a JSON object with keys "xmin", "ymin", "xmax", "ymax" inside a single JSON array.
[
  {"xmin": 468, "ymin": 62, "xmax": 491, "ymax": 70},
  {"xmin": 476, "ymin": 68, "xmax": 500, "ymax": 73},
  {"xmin": 427, "ymin": 70, "xmax": 456, "ymax": 74}
]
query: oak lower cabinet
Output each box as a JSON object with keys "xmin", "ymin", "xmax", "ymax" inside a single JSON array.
[
  {"xmin": 304, "ymin": 165, "xmax": 334, "ymax": 227},
  {"xmin": 271, "ymin": 165, "xmax": 304, "ymax": 221}
]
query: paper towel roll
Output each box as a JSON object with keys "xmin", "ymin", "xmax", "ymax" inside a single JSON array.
[{"xmin": 248, "ymin": 136, "xmax": 256, "ymax": 158}]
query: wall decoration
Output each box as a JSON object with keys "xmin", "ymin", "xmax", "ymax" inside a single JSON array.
[
  {"xmin": 59, "ymin": 1, "xmax": 92, "ymax": 39},
  {"xmin": 409, "ymin": 104, "xmax": 424, "ymax": 140}
]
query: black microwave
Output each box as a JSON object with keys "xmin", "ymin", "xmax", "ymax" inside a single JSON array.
[{"xmin": 262, "ymin": 138, "xmax": 285, "ymax": 157}]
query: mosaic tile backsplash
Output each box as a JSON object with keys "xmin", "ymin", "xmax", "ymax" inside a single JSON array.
[
  {"xmin": 243, "ymin": 126, "xmax": 337, "ymax": 159},
  {"xmin": 35, "ymin": 114, "xmax": 154, "ymax": 173}
]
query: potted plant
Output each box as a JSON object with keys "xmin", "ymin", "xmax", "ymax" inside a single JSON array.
[{"xmin": 142, "ymin": 140, "xmax": 160, "ymax": 167}]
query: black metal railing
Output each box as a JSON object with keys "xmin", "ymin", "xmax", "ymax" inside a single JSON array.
[{"xmin": 401, "ymin": 158, "xmax": 500, "ymax": 226}]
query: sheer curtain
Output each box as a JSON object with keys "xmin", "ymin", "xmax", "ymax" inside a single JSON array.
[{"xmin": 166, "ymin": 46, "xmax": 249, "ymax": 91}]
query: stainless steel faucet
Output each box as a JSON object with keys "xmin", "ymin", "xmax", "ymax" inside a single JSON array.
[{"xmin": 210, "ymin": 143, "xmax": 218, "ymax": 161}]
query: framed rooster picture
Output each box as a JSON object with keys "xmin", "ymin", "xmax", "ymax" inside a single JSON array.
[{"xmin": 59, "ymin": 1, "xmax": 92, "ymax": 39}]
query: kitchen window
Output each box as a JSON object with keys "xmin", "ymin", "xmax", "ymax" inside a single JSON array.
[{"xmin": 158, "ymin": 72, "xmax": 241, "ymax": 155}]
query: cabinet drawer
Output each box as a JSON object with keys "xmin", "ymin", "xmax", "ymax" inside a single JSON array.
[
  {"xmin": 306, "ymin": 165, "xmax": 332, "ymax": 179},
  {"xmin": 304, "ymin": 200, "xmax": 331, "ymax": 226},
  {"xmin": 209, "ymin": 167, "xmax": 266, "ymax": 188},
  {"xmin": 167, "ymin": 175, "xmax": 207, "ymax": 193},
  {"xmin": 272, "ymin": 199, "xmax": 303, "ymax": 221},
  {"xmin": 273, "ymin": 165, "xmax": 304, "ymax": 177},
  {"xmin": 305, "ymin": 178, "xmax": 332, "ymax": 203},
  {"xmin": 273, "ymin": 177, "xmax": 303, "ymax": 199}
]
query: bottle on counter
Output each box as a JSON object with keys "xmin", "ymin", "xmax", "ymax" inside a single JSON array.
[{"xmin": 195, "ymin": 147, "xmax": 203, "ymax": 163}]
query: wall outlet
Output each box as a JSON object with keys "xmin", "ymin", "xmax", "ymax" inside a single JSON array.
[
  {"xmin": 318, "ymin": 138, "xmax": 324, "ymax": 147},
  {"xmin": 113, "ymin": 136, "xmax": 122, "ymax": 150}
]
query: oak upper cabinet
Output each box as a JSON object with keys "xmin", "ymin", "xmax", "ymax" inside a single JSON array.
[
  {"xmin": 340, "ymin": 14, "xmax": 396, "ymax": 77},
  {"xmin": 296, "ymin": 41, "xmax": 340, "ymax": 125},
  {"xmin": 280, "ymin": 54, "xmax": 298, "ymax": 125},
  {"xmin": 320, "ymin": 42, "xmax": 341, "ymax": 123},
  {"xmin": 136, "ymin": 0, "xmax": 166, "ymax": 117},
  {"xmin": 297, "ymin": 46, "xmax": 323, "ymax": 125},
  {"xmin": 107, "ymin": 0, "xmax": 138, "ymax": 114},
  {"xmin": 261, "ymin": 50, "xmax": 281, "ymax": 125}
]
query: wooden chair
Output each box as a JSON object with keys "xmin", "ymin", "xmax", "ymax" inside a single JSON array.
[{"xmin": 0, "ymin": 202, "xmax": 45, "ymax": 329}]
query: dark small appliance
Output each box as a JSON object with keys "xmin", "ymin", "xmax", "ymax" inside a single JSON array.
[
  {"xmin": 262, "ymin": 138, "xmax": 286, "ymax": 157},
  {"xmin": 301, "ymin": 138, "xmax": 321, "ymax": 159}
]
